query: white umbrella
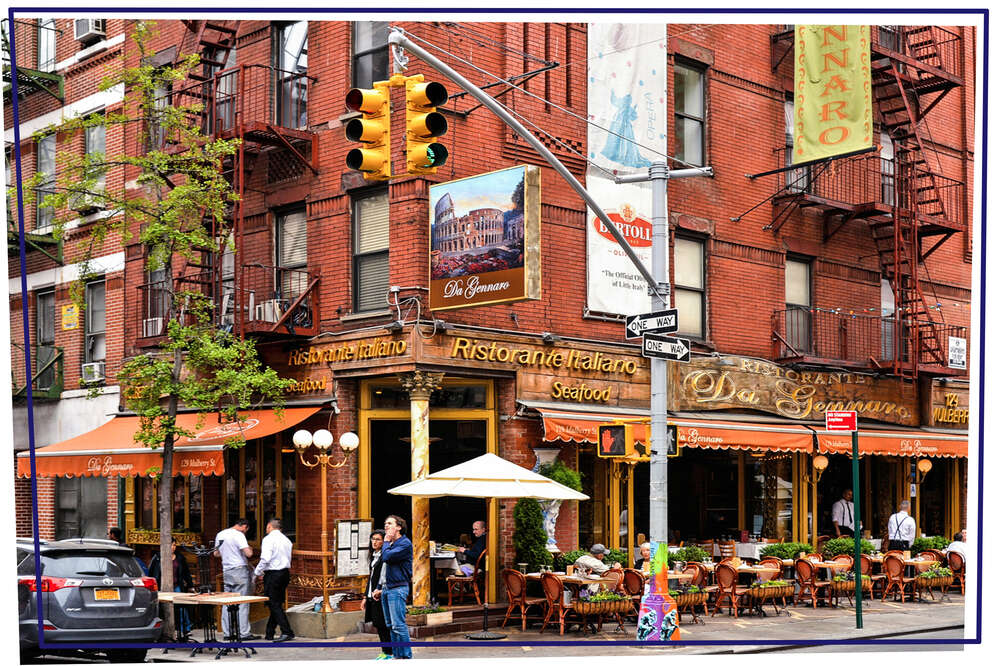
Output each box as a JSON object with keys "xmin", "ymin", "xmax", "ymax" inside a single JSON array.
[{"xmin": 387, "ymin": 452, "xmax": 589, "ymax": 500}]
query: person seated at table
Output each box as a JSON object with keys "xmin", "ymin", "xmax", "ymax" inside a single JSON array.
[
  {"xmin": 633, "ymin": 542, "xmax": 652, "ymax": 571},
  {"xmin": 945, "ymin": 529, "xmax": 966, "ymax": 558},
  {"xmin": 575, "ymin": 543, "xmax": 621, "ymax": 576},
  {"xmin": 457, "ymin": 520, "xmax": 487, "ymax": 569},
  {"xmin": 149, "ymin": 538, "xmax": 194, "ymax": 636}
]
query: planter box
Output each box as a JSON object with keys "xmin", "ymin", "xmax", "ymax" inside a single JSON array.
[
  {"xmin": 674, "ymin": 591, "xmax": 709, "ymax": 608},
  {"xmin": 405, "ymin": 610, "xmax": 453, "ymax": 626},
  {"xmin": 915, "ymin": 576, "xmax": 952, "ymax": 589},
  {"xmin": 830, "ymin": 579, "xmax": 873, "ymax": 595},
  {"xmin": 339, "ymin": 599, "xmax": 364, "ymax": 612},
  {"xmin": 572, "ymin": 599, "xmax": 631, "ymax": 616},
  {"xmin": 745, "ymin": 584, "xmax": 793, "ymax": 600}
]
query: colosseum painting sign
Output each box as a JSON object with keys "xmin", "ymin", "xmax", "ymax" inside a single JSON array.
[{"xmin": 429, "ymin": 165, "xmax": 541, "ymax": 310}]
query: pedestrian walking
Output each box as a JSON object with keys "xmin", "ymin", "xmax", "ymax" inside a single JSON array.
[
  {"xmin": 214, "ymin": 518, "xmax": 258, "ymax": 640},
  {"xmin": 374, "ymin": 515, "xmax": 412, "ymax": 660},
  {"xmin": 363, "ymin": 529, "xmax": 392, "ymax": 660},
  {"xmin": 254, "ymin": 518, "xmax": 295, "ymax": 642},
  {"xmin": 887, "ymin": 500, "xmax": 916, "ymax": 551}
]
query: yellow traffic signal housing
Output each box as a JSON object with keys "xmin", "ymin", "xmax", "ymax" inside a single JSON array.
[
  {"xmin": 404, "ymin": 75, "xmax": 449, "ymax": 175},
  {"xmin": 345, "ymin": 81, "xmax": 391, "ymax": 181},
  {"xmin": 598, "ymin": 423, "xmax": 631, "ymax": 458}
]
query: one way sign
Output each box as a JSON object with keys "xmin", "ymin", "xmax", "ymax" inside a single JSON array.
[
  {"xmin": 625, "ymin": 308, "xmax": 678, "ymax": 338},
  {"xmin": 642, "ymin": 334, "xmax": 691, "ymax": 362}
]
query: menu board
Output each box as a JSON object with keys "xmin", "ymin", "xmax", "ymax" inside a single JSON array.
[{"xmin": 336, "ymin": 519, "xmax": 372, "ymax": 577}]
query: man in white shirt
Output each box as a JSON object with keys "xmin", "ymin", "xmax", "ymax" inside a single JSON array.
[
  {"xmin": 574, "ymin": 543, "xmax": 622, "ymax": 576},
  {"xmin": 887, "ymin": 500, "xmax": 916, "ymax": 551},
  {"xmin": 254, "ymin": 518, "xmax": 295, "ymax": 642},
  {"xmin": 214, "ymin": 518, "xmax": 256, "ymax": 640},
  {"xmin": 945, "ymin": 529, "xmax": 966, "ymax": 559},
  {"xmin": 832, "ymin": 489, "xmax": 861, "ymax": 538}
]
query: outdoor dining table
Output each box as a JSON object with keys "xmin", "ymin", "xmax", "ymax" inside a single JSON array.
[{"xmin": 170, "ymin": 592, "xmax": 270, "ymax": 658}]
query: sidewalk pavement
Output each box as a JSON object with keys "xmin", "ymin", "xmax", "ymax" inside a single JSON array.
[{"xmin": 152, "ymin": 594, "xmax": 967, "ymax": 661}]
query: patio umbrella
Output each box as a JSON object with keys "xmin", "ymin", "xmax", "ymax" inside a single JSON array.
[{"xmin": 388, "ymin": 452, "xmax": 589, "ymax": 639}]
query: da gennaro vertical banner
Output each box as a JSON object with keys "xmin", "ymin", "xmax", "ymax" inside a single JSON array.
[
  {"xmin": 793, "ymin": 25, "xmax": 872, "ymax": 163},
  {"xmin": 429, "ymin": 165, "xmax": 541, "ymax": 311},
  {"xmin": 586, "ymin": 23, "xmax": 667, "ymax": 316}
]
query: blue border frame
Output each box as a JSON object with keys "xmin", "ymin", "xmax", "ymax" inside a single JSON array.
[{"xmin": 8, "ymin": 5, "xmax": 987, "ymax": 652}]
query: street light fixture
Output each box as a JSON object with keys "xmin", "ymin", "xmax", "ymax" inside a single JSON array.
[
  {"xmin": 292, "ymin": 429, "xmax": 360, "ymax": 613},
  {"xmin": 916, "ymin": 458, "xmax": 933, "ymax": 484},
  {"xmin": 805, "ymin": 454, "xmax": 829, "ymax": 484}
]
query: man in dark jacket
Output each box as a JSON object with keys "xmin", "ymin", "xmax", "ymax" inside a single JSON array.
[
  {"xmin": 363, "ymin": 529, "xmax": 392, "ymax": 659},
  {"xmin": 374, "ymin": 515, "xmax": 412, "ymax": 660},
  {"xmin": 458, "ymin": 520, "xmax": 487, "ymax": 566}
]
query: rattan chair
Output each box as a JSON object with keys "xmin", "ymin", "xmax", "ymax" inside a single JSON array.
[
  {"xmin": 859, "ymin": 553, "xmax": 885, "ymax": 600},
  {"xmin": 446, "ymin": 549, "xmax": 486, "ymax": 606},
  {"xmin": 881, "ymin": 553, "xmax": 915, "ymax": 603},
  {"xmin": 711, "ymin": 562, "xmax": 748, "ymax": 617},
  {"xmin": 794, "ymin": 558, "xmax": 831, "ymax": 608},
  {"xmin": 947, "ymin": 551, "xmax": 966, "ymax": 595},
  {"xmin": 717, "ymin": 540, "xmax": 736, "ymax": 560},
  {"xmin": 500, "ymin": 568, "xmax": 545, "ymax": 631},
  {"xmin": 622, "ymin": 568, "xmax": 645, "ymax": 619},
  {"xmin": 538, "ymin": 571, "xmax": 574, "ymax": 635}
]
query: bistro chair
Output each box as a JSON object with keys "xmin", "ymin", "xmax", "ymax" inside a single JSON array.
[
  {"xmin": 446, "ymin": 549, "xmax": 486, "ymax": 606},
  {"xmin": 696, "ymin": 540, "xmax": 715, "ymax": 558},
  {"xmin": 538, "ymin": 571, "xmax": 575, "ymax": 635},
  {"xmin": 757, "ymin": 558, "xmax": 788, "ymax": 608},
  {"xmin": 920, "ymin": 549, "xmax": 945, "ymax": 563},
  {"xmin": 622, "ymin": 568, "xmax": 645, "ymax": 619},
  {"xmin": 859, "ymin": 553, "xmax": 885, "ymax": 600},
  {"xmin": 794, "ymin": 558, "xmax": 830, "ymax": 608},
  {"xmin": 881, "ymin": 554, "xmax": 915, "ymax": 603},
  {"xmin": 717, "ymin": 540, "xmax": 736, "ymax": 560},
  {"xmin": 884, "ymin": 550, "xmax": 904, "ymax": 558},
  {"xmin": 711, "ymin": 562, "xmax": 748, "ymax": 617},
  {"xmin": 805, "ymin": 552, "xmax": 823, "ymax": 563},
  {"xmin": 947, "ymin": 551, "xmax": 966, "ymax": 595},
  {"xmin": 816, "ymin": 535, "xmax": 831, "ymax": 551},
  {"xmin": 500, "ymin": 568, "xmax": 545, "ymax": 631},
  {"xmin": 833, "ymin": 554, "xmax": 853, "ymax": 566},
  {"xmin": 603, "ymin": 567, "xmax": 625, "ymax": 594}
]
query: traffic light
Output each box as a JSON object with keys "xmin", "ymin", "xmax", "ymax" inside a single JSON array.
[
  {"xmin": 404, "ymin": 75, "xmax": 449, "ymax": 174},
  {"xmin": 345, "ymin": 81, "xmax": 391, "ymax": 181},
  {"xmin": 598, "ymin": 423, "xmax": 631, "ymax": 458}
]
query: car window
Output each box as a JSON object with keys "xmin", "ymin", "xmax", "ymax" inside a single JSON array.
[
  {"xmin": 16, "ymin": 551, "xmax": 35, "ymax": 575},
  {"xmin": 40, "ymin": 551, "xmax": 143, "ymax": 578}
]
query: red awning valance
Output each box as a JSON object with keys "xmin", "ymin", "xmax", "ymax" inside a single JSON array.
[
  {"xmin": 535, "ymin": 407, "xmax": 814, "ymax": 453},
  {"xmin": 816, "ymin": 429, "xmax": 967, "ymax": 458},
  {"xmin": 16, "ymin": 407, "xmax": 321, "ymax": 478}
]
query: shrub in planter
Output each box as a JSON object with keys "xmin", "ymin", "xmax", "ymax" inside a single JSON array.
[
  {"xmin": 667, "ymin": 546, "xmax": 711, "ymax": 569},
  {"xmin": 915, "ymin": 566, "xmax": 953, "ymax": 588},
  {"xmin": 830, "ymin": 573, "xmax": 872, "ymax": 594},
  {"xmin": 759, "ymin": 542, "xmax": 814, "ymax": 561},
  {"xmin": 821, "ymin": 537, "xmax": 876, "ymax": 559},
  {"xmin": 553, "ymin": 549, "xmax": 588, "ymax": 572},
  {"xmin": 538, "ymin": 459, "xmax": 583, "ymax": 491},
  {"xmin": 605, "ymin": 548, "xmax": 628, "ymax": 567},
  {"xmin": 910, "ymin": 536, "xmax": 949, "ymax": 554},
  {"xmin": 406, "ymin": 604, "xmax": 453, "ymax": 626},
  {"xmin": 573, "ymin": 590, "xmax": 630, "ymax": 615},
  {"xmin": 513, "ymin": 497, "xmax": 553, "ymax": 572},
  {"xmin": 674, "ymin": 585, "xmax": 709, "ymax": 608}
]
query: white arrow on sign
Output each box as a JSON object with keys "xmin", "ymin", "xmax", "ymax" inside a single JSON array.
[
  {"xmin": 625, "ymin": 308, "xmax": 679, "ymax": 338},
  {"xmin": 641, "ymin": 333, "xmax": 690, "ymax": 362}
]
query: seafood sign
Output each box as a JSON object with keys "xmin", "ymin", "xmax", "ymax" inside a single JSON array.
[{"xmin": 636, "ymin": 542, "xmax": 680, "ymax": 642}]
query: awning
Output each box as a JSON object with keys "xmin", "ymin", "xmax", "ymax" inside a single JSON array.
[
  {"xmin": 16, "ymin": 407, "xmax": 321, "ymax": 478},
  {"xmin": 531, "ymin": 405, "xmax": 814, "ymax": 453},
  {"xmin": 815, "ymin": 428, "xmax": 967, "ymax": 458}
]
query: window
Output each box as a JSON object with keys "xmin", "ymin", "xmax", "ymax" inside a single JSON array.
[
  {"xmin": 37, "ymin": 19, "xmax": 56, "ymax": 72},
  {"xmin": 55, "ymin": 477, "xmax": 107, "ymax": 539},
  {"xmin": 784, "ymin": 100, "xmax": 811, "ymax": 193},
  {"xmin": 784, "ymin": 257, "xmax": 811, "ymax": 354},
  {"xmin": 84, "ymin": 114, "xmax": 106, "ymax": 195},
  {"xmin": 879, "ymin": 131, "xmax": 896, "ymax": 206},
  {"xmin": 36, "ymin": 289, "xmax": 56, "ymax": 390},
  {"xmin": 135, "ymin": 476, "xmax": 203, "ymax": 533},
  {"xmin": 674, "ymin": 236, "xmax": 705, "ymax": 339},
  {"xmin": 143, "ymin": 263, "xmax": 169, "ymax": 337},
  {"xmin": 274, "ymin": 21, "xmax": 308, "ymax": 129},
  {"xmin": 35, "ymin": 134, "xmax": 56, "ymax": 231},
  {"xmin": 353, "ymin": 190, "xmax": 389, "ymax": 312},
  {"xmin": 148, "ymin": 81, "xmax": 169, "ymax": 149},
  {"xmin": 224, "ymin": 438, "xmax": 296, "ymax": 543},
  {"xmin": 276, "ymin": 208, "xmax": 308, "ymax": 299},
  {"xmin": 84, "ymin": 280, "xmax": 106, "ymax": 363},
  {"xmin": 674, "ymin": 61, "xmax": 705, "ymax": 167},
  {"xmin": 352, "ymin": 21, "xmax": 390, "ymax": 88}
]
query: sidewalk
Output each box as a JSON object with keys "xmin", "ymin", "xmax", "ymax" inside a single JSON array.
[{"xmin": 151, "ymin": 595, "xmax": 967, "ymax": 661}]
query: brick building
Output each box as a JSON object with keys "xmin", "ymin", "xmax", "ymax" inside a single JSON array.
[{"xmin": 7, "ymin": 17, "xmax": 975, "ymax": 605}]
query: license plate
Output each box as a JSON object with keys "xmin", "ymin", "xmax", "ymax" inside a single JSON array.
[{"xmin": 94, "ymin": 588, "xmax": 120, "ymax": 601}]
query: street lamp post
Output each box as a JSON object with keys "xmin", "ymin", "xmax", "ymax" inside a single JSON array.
[{"xmin": 292, "ymin": 428, "xmax": 360, "ymax": 613}]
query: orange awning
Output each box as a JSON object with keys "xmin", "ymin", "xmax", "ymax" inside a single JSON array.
[
  {"xmin": 535, "ymin": 407, "xmax": 813, "ymax": 453},
  {"xmin": 816, "ymin": 428, "xmax": 967, "ymax": 458},
  {"xmin": 16, "ymin": 407, "xmax": 321, "ymax": 478}
]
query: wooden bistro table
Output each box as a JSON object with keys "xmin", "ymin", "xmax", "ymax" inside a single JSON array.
[
  {"xmin": 156, "ymin": 591, "xmax": 198, "ymax": 647},
  {"xmin": 171, "ymin": 592, "xmax": 270, "ymax": 659}
]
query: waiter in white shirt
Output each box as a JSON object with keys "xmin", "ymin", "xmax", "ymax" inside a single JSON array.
[
  {"xmin": 887, "ymin": 500, "xmax": 916, "ymax": 551},
  {"xmin": 254, "ymin": 518, "xmax": 295, "ymax": 642},
  {"xmin": 832, "ymin": 488, "xmax": 861, "ymax": 538}
]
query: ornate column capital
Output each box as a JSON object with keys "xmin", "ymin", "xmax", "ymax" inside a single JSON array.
[{"xmin": 398, "ymin": 370, "xmax": 444, "ymax": 400}]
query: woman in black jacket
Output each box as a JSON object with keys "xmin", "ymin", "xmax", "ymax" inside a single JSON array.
[
  {"xmin": 363, "ymin": 529, "xmax": 392, "ymax": 659},
  {"xmin": 148, "ymin": 539, "xmax": 195, "ymax": 637}
]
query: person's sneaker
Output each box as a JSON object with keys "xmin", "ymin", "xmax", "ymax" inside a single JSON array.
[
  {"xmin": 240, "ymin": 634, "xmax": 261, "ymax": 640},
  {"xmin": 375, "ymin": 654, "xmax": 392, "ymax": 660},
  {"xmin": 272, "ymin": 634, "xmax": 294, "ymax": 642}
]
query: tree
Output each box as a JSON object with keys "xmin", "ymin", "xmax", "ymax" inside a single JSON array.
[
  {"xmin": 513, "ymin": 498, "xmax": 553, "ymax": 572},
  {"xmin": 28, "ymin": 21, "xmax": 292, "ymax": 636}
]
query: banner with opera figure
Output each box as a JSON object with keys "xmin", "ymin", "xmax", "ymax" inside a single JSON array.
[{"xmin": 429, "ymin": 165, "xmax": 541, "ymax": 311}]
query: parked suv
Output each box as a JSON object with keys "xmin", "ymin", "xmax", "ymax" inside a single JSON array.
[{"xmin": 17, "ymin": 538, "xmax": 161, "ymax": 662}]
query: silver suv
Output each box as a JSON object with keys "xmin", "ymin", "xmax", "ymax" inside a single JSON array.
[{"xmin": 17, "ymin": 537, "xmax": 162, "ymax": 662}]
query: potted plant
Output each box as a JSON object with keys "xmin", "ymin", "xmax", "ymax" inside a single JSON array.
[
  {"xmin": 513, "ymin": 498, "xmax": 553, "ymax": 572},
  {"xmin": 746, "ymin": 578, "xmax": 794, "ymax": 600},
  {"xmin": 405, "ymin": 603, "xmax": 453, "ymax": 626},
  {"xmin": 667, "ymin": 546, "xmax": 711, "ymax": 569},
  {"xmin": 915, "ymin": 566, "xmax": 953, "ymax": 590},
  {"xmin": 572, "ymin": 590, "xmax": 631, "ymax": 616},
  {"xmin": 759, "ymin": 542, "xmax": 814, "ymax": 561},
  {"xmin": 673, "ymin": 584, "xmax": 709, "ymax": 609},
  {"xmin": 910, "ymin": 536, "xmax": 949, "ymax": 554},
  {"xmin": 830, "ymin": 572, "xmax": 872, "ymax": 596},
  {"xmin": 821, "ymin": 537, "xmax": 876, "ymax": 560}
]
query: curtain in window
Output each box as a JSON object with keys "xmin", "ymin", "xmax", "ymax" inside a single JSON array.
[{"xmin": 277, "ymin": 210, "xmax": 308, "ymax": 298}]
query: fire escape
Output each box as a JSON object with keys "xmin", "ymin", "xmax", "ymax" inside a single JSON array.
[
  {"xmin": 134, "ymin": 20, "xmax": 320, "ymax": 347},
  {"xmin": 769, "ymin": 25, "xmax": 967, "ymax": 378}
]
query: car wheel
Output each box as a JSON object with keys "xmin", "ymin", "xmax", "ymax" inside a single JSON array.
[{"xmin": 106, "ymin": 648, "xmax": 147, "ymax": 663}]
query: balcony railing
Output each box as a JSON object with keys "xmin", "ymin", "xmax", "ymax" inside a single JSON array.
[
  {"xmin": 872, "ymin": 25, "xmax": 963, "ymax": 79},
  {"xmin": 771, "ymin": 307, "xmax": 967, "ymax": 374},
  {"xmin": 12, "ymin": 343, "xmax": 63, "ymax": 400},
  {"xmin": 239, "ymin": 264, "xmax": 319, "ymax": 337}
]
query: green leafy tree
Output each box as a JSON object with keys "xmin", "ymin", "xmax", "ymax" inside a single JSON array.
[
  {"xmin": 30, "ymin": 22, "xmax": 292, "ymax": 635},
  {"xmin": 513, "ymin": 498, "xmax": 553, "ymax": 572}
]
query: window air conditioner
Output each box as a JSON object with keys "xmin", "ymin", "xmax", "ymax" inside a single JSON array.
[
  {"xmin": 81, "ymin": 361, "xmax": 105, "ymax": 383},
  {"xmin": 253, "ymin": 299, "xmax": 282, "ymax": 324},
  {"xmin": 143, "ymin": 317, "xmax": 164, "ymax": 338},
  {"xmin": 74, "ymin": 19, "xmax": 106, "ymax": 42},
  {"xmin": 68, "ymin": 191, "xmax": 106, "ymax": 213}
]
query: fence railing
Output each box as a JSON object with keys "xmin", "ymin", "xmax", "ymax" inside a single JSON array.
[
  {"xmin": 872, "ymin": 25, "xmax": 963, "ymax": 79},
  {"xmin": 240, "ymin": 263, "xmax": 319, "ymax": 335}
]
